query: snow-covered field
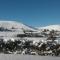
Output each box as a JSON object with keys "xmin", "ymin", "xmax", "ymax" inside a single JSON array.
[{"xmin": 0, "ymin": 54, "xmax": 60, "ymax": 60}]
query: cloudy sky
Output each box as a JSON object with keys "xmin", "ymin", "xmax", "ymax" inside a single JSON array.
[{"xmin": 0, "ymin": 0, "xmax": 60, "ymax": 27}]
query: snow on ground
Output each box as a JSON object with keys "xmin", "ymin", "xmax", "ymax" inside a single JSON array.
[
  {"xmin": 24, "ymin": 37, "xmax": 47, "ymax": 41},
  {"xmin": 0, "ymin": 54, "xmax": 60, "ymax": 60}
]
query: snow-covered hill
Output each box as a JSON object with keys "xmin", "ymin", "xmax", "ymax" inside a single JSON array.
[
  {"xmin": 0, "ymin": 21, "xmax": 60, "ymax": 37},
  {"xmin": 0, "ymin": 21, "xmax": 36, "ymax": 31},
  {"xmin": 1, "ymin": 21, "xmax": 60, "ymax": 32},
  {"xmin": 0, "ymin": 21, "xmax": 37, "ymax": 37},
  {"xmin": 38, "ymin": 25, "xmax": 60, "ymax": 31}
]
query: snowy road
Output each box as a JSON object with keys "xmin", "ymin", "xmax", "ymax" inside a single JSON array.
[{"xmin": 0, "ymin": 54, "xmax": 60, "ymax": 60}]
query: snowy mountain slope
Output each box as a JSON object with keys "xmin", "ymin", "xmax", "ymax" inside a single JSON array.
[
  {"xmin": 0, "ymin": 21, "xmax": 36, "ymax": 31},
  {"xmin": 0, "ymin": 21, "xmax": 60, "ymax": 35},
  {"xmin": 0, "ymin": 21, "xmax": 38, "ymax": 37},
  {"xmin": 38, "ymin": 25, "xmax": 60, "ymax": 31}
]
